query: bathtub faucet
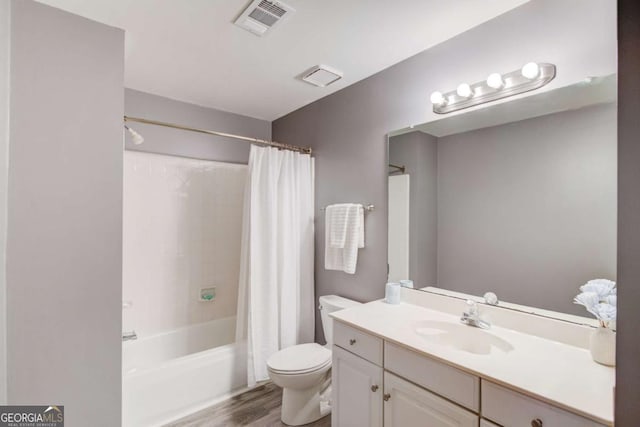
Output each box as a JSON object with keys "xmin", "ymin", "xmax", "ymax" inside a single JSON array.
[{"xmin": 122, "ymin": 331, "xmax": 138, "ymax": 341}]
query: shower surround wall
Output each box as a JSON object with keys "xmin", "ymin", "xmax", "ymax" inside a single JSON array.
[
  {"xmin": 123, "ymin": 151, "xmax": 246, "ymax": 339},
  {"xmin": 122, "ymin": 89, "xmax": 270, "ymax": 338}
]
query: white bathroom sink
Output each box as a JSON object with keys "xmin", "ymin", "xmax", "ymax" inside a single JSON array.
[{"xmin": 414, "ymin": 320, "xmax": 514, "ymax": 355}]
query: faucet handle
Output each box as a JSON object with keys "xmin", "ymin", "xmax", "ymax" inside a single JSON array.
[
  {"xmin": 122, "ymin": 331, "xmax": 137, "ymax": 341},
  {"xmin": 465, "ymin": 299, "xmax": 478, "ymax": 316},
  {"xmin": 484, "ymin": 292, "xmax": 499, "ymax": 306}
]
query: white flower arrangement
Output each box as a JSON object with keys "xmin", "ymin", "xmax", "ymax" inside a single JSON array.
[{"xmin": 574, "ymin": 279, "xmax": 617, "ymax": 327}]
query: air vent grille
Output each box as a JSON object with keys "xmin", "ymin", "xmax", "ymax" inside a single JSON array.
[
  {"xmin": 249, "ymin": 8, "xmax": 279, "ymax": 27},
  {"xmin": 301, "ymin": 65, "xmax": 343, "ymax": 87},
  {"xmin": 258, "ymin": 1, "xmax": 287, "ymax": 18},
  {"xmin": 234, "ymin": 0, "xmax": 295, "ymax": 36}
]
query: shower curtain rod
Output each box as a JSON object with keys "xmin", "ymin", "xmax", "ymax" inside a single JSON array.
[{"xmin": 124, "ymin": 116, "xmax": 312, "ymax": 155}]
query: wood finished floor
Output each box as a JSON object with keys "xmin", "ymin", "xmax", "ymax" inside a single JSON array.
[{"xmin": 164, "ymin": 382, "xmax": 331, "ymax": 427}]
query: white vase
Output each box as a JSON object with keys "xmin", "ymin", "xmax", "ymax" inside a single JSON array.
[{"xmin": 590, "ymin": 326, "xmax": 616, "ymax": 366}]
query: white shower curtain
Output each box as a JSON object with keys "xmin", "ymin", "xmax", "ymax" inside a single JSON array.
[{"xmin": 236, "ymin": 145, "xmax": 315, "ymax": 386}]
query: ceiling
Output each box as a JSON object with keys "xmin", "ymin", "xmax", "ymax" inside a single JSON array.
[{"xmin": 36, "ymin": 0, "xmax": 529, "ymax": 121}]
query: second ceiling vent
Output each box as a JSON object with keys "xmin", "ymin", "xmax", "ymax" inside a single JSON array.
[
  {"xmin": 234, "ymin": 0, "xmax": 295, "ymax": 37},
  {"xmin": 301, "ymin": 65, "xmax": 343, "ymax": 87}
]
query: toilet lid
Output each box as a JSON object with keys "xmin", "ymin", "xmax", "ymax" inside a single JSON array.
[{"xmin": 267, "ymin": 343, "xmax": 331, "ymax": 374}]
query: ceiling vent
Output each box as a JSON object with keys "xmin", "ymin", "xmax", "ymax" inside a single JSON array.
[
  {"xmin": 301, "ymin": 65, "xmax": 343, "ymax": 87},
  {"xmin": 234, "ymin": 0, "xmax": 295, "ymax": 37}
]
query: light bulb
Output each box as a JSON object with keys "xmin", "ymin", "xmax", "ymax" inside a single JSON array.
[
  {"xmin": 486, "ymin": 73, "xmax": 504, "ymax": 89},
  {"xmin": 430, "ymin": 91, "xmax": 446, "ymax": 106},
  {"xmin": 456, "ymin": 83, "xmax": 473, "ymax": 98},
  {"xmin": 521, "ymin": 62, "xmax": 540, "ymax": 80}
]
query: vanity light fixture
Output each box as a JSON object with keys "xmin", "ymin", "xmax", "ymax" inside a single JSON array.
[{"xmin": 430, "ymin": 62, "xmax": 556, "ymax": 114}]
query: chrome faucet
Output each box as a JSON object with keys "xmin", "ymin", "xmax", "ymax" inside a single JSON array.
[
  {"xmin": 122, "ymin": 331, "xmax": 138, "ymax": 341},
  {"xmin": 460, "ymin": 300, "xmax": 491, "ymax": 329}
]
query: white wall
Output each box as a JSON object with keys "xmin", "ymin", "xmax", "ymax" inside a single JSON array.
[
  {"xmin": 123, "ymin": 152, "xmax": 246, "ymax": 337},
  {"xmin": 0, "ymin": 0, "xmax": 9, "ymax": 404},
  {"xmin": 7, "ymin": 1, "xmax": 124, "ymax": 425}
]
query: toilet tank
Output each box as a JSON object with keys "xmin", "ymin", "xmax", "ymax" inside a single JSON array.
[{"xmin": 318, "ymin": 295, "xmax": 361, "ymax": 347}]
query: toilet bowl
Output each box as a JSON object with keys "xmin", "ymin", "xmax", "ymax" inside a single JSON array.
[{"xmin": 267, "ymin": 295, "xmax": 361, "ymax": 426}]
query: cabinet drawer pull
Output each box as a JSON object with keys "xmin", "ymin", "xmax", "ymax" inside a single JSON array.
[
  {"xmin": 531, "ymin": 419, "xmax": 543, "ymax": 427},
  {"xmin": 349, "ymin": 338, "xmax": 356, "ymax": 345},
  {"xmin": 371, "ymin": 384, "xmax": 379, "ymax": 392},
  {"xmin": 383, "ymin": 393, "xmax": 391, "ymax": 401}
]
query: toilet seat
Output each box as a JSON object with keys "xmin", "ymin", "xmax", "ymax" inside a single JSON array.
[{"xmin": 267, "ymin": 343, "xmax": 331, "ymax": 375}]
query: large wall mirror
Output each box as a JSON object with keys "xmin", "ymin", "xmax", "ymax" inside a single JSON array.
[{"xmin": 387, "ymin": 74, "xmax": 617, "ymax": 319}]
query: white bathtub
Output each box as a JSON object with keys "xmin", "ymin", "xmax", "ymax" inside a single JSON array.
[{"xmin": 122, "ymin": 317, "xmax": 247, "ymax": 427}]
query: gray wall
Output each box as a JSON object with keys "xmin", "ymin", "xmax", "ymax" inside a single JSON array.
[
  {"xmin": 273, "ymin": 0, "xmax": 617, "ymax": 342},
  {"xmin": 437, "ymin": 104, "xmax": 616, "ymax": 315},
  {"xmin": 125, "ymin": 89, "xmax": 270, "ymax": 163},
  {"xmin": 7, "ymin": 2, "xmax": 124, "ymax": 426},
  {"xmin": 0, "ymin": 0, "xmax": 8, "ymax": 405},
  {"xmin": 616, "ymin": 0, "xmax": 640, "ymax": 424},
  {"xmin": 388, "ymin": 132, "xmax": 438, "ymax": 287}
]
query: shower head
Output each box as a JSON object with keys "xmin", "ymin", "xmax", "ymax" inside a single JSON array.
[{"xmin": 125, "ymin": 125, "xmax": 145, "ymax": 145}]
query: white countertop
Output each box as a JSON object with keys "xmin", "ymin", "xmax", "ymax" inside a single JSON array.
[{"xmin": 331, "ymin": 301, "xmax": 615, "ymax": 426}]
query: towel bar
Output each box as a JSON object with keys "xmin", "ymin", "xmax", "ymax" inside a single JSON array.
[{"xmin": 320, "ymin": 204, "xmax": 375, "ymax": 212}]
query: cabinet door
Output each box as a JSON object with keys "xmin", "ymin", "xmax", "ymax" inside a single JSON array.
[
  {"xmin": 384, "ymin": 372, "xmax": 478, "ymax": 427},
  {"xmin": 332, "ymin": 345, "xmax": 383, "ymax": 427}
]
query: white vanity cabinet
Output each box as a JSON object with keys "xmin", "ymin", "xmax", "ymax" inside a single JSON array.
[{"xmin": 332, "ymin": 319, "xmax": 609, "ymax": 427}]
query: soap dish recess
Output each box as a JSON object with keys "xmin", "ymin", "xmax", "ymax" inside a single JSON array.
[{"xmin": 200, "ymin": 287, "xmax": 216, "ymax": 302}]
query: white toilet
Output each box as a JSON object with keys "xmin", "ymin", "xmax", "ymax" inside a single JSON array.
[{"xmin": 267, "ymin": 294, "xmax": 361, "ymax": 426}]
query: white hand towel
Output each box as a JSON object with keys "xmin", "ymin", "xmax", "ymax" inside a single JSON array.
[
  {"xmin": 325, "ymin": 203, "xmax": 365, "ymax": 274},
  {"xmin": 327, "ymin": 204, "xmax": 349, "ymax": 248}
]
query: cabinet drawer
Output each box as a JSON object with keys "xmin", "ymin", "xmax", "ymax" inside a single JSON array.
[
  {"xmin": 482, "ymin": 381, "xmax": 607, "ymax": 427},
  {"xmin": 480, "ymin": 419, "xmax": 501, "ymax": 427},
  {"xmin": 334, "ymin": 321, "xmax": 383, "ymax": 365},
  {"xmin": 384, "ymin": 342, "xmax": 479, "ymax": 411}
]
